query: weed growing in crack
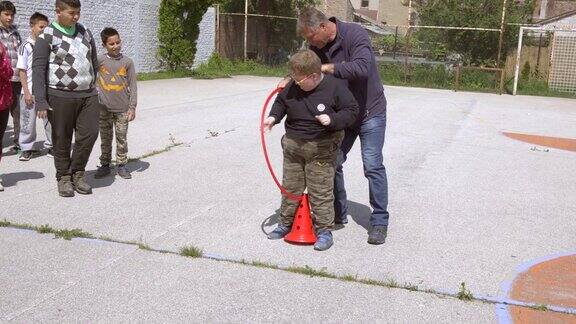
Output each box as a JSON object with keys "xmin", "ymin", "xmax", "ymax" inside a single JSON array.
[
  {"xmin": 457, "ymin": 282, "xmax": 473, "ymax": 301},
  {"xmin": 54, "ymin": 228, "xmax": 93, "ymax": 240},
  {"xmin": 251, "ymin": 260, "xmax": 279, "ymax": 269},
  {"xmin": 37, "ymin": 224, "xmax": 53, "ymax": 234},
  {"xmin": 180, "ymin": 245, "xmax": 203, "ymax": 258},
  {"xmin": 404, "ymin": 282, "xmax": 419, "ymax": 291},
  {"xmin": 138, "ymin": 243, "xmax": 152, "ymax": 251},
  {"xmin": 340, "ymin": 274, "xmax": 358, "ymax": 282},
  {"xmin": 531, "ymin": 304, "xmax": 548, "ymax": 312},
  {"xmin": 286, "ymin": 265, "xmax": 337, "ymax": 279}
]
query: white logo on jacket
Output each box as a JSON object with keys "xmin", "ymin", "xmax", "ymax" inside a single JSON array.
[{"xmin": 317, "ymin": 104, "xmax": 326, "ymax": 112}]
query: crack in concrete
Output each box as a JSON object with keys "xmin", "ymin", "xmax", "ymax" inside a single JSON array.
[{"xmin": 1, "ymin": 222, "xmax": 575, "ymax": 318}]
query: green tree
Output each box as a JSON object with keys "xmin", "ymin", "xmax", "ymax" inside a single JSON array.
[
  {"xmin": 414, "ymin": 0, "xmax": 534, "ymax": 65},
  {"xmin": 158, "ymin": 0, "xmax": 221, "ymax": 70}
]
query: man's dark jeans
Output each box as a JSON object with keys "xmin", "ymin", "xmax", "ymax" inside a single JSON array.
[{"xmin": 334, "ymin": 113, "xmax": 389, "ymax": 226}]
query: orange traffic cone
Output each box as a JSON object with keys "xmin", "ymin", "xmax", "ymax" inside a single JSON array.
[{"xmin": 284, "ymin": 194, "xmax": 317, "ymax": 244}]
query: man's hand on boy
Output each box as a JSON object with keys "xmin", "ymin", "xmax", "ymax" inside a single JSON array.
[
  {"xmin": 127, "ymin": 108, "xmax": 136, "ymax": 121},
  {"xmin": 37, "ymin": 110, "xmax": 47, "ymax": 119},
  {"xmin": 263, "ymin": 116, "xmax": 276, "ymax": 132},
  {"xmin": 277, "ymin": 76, "xmax": 290, "ymax": 89},
  {"xmin": 24, "ymin": 93, "xmax": 34, "ymax": 107},
  {"xmin": 316, "ymin": 114, "xmax": 331, "ymax": 126},
  {"xmin": 321, "ymin": 64, "xmax": 335, "ymax": 74}
]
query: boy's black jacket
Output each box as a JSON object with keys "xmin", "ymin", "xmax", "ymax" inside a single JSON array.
[{"xmin": 269, "ymin": 74, "xmax": 359, "ymax": 140}]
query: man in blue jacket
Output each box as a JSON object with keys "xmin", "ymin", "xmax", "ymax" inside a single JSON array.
[{"xmin": 297, "ymin": 7, "xmax": 389, "ymax": 245}]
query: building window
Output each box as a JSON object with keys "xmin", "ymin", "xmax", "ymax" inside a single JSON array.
[{"xmin": 361, "ymin": 0, "xmax": 369, "ymax": 7}]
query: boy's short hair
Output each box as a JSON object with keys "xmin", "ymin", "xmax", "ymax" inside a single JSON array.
[
  {"xmin": 100, "ymin": 27, "xmax": 119, "ymax": 44},
  {"xmin": 0, "ymin": 1, "xmax": 16, "ymax": 14},
  {"xmin": 289, "ymin": 50, "xmax": 321, "ymax": 76},
  {"xmin": 55, "ymin": 0, "xmax": 81, "ymax": 10},
  {"xmin": 30, "ymin": 12, "xmax": 49, "ymax": 26}
]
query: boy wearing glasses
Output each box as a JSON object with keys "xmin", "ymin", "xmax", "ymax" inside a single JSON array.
[{"xmin": 263, "ymin": 50, "xmax": 358, "ymax": 251}]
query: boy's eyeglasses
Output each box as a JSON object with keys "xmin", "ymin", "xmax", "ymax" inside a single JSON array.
[{"xmin": 291, "ymin": 74, "xmax": 314, "ymax": 86}]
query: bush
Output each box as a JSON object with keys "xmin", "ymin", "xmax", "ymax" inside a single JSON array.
[
  {"xmin": 158, "ymin": 0, "xmax": 215, "ymax": 71},
  {"xmin": 380, "ymin": 63, "xmax": 455, "ymax": 89}
]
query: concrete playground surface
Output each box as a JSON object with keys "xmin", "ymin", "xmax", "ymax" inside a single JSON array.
[{"xmin": 1, "ymin": 76, "xmax": 575, "ymax": 322}]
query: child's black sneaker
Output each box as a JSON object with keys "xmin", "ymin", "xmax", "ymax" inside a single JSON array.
[
  {"xmin": 117, "ymin": 164, "xmax": 132, "ymax": 179},
  {"xmin": 46, "ymin": 148, "xmax": 54, "ymax": 158},
  {"xmin": 94, "ymin": 164, "xmax": 111, "ymax": 179},
  {"xmin": 19, "ymin": 151, "xmax": 33, "ymax": 161}
]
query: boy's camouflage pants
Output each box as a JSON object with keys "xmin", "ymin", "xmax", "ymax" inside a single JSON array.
[
  {"xmin": 99, "ymin": 110, "xmax": 129, "ymax": 166},
  {"xmin": 279, "ymin": 131, "xmax": 344, "ymax": 231}
]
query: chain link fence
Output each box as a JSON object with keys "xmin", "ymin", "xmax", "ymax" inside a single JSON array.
[{"xmin": 214, "ymin": 8, "xmax": 575, "ymax": 97}]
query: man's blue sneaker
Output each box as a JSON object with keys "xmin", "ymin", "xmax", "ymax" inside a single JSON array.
[
  {"xmin": 314, "ymin": 230, "xmax": 333, "ymax": 251},
  {"xmin": 267, "ymin": 224, "xmax": 291, "ymax": 240}
]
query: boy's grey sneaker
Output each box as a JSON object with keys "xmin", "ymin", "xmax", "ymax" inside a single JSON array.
[
  {"xmin": 367, "ymin": 226, "xmax": 387, "ymax": 245},
  {"xmin": 57, "ymin": 175, "xmax": 75, "ymax": 197},
  {"xmin": 267, "ymin": 224, "xmax": 291, "ymax": 240},
  {"xmin": 117, "ymin": 164, "xmax": 132, "ymax": 179},
  {"xmin": 19, "ymin": 151, "xmax": 33, "ymax": 161},
  {"xmin": 94, "ymin": 164, "xmax": 111, "ymax": 179},
  {"xmin": 72, "ymin": 171, "xmax": 92, "ymax": 195},
  {"xmin": 314, "ymin": 229, "xmax": 333, "ymax": 251}
]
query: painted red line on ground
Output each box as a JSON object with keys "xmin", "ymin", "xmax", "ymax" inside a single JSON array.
[
  {"xmin": 503, "ymin": 132, "xmax": 576, "ymax": 152},
  {"xmin": 509, "ymin": 255, "xmax": 576, "ymax": 323}
]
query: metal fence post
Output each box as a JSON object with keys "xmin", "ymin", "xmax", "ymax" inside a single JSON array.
[{"xmin": 513, "ymin": 27, "xmax": 524, "ymax": 95}]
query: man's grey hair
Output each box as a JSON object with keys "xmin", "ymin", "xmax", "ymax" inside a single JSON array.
[{"xmin": 297, "ymin": 7, "xmax": 328, "ymax": 34}]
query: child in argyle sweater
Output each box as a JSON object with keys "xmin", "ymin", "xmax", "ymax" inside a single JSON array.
[{"xmin": 32, "ymin": 0, "xmax": 99, "ymax": 197}]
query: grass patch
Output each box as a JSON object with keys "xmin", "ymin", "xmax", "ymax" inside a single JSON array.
[
  {"xmin": 358, "ymin": 277, "xmax": 400, "ymax": 288},
  {"xmin": 190, "ymin": 54, "xmax": 285, "ymax": 79},
  {"xmin": 137, "ymin": 55, "xmax": 286, "ymax": 82},
  {"xmin": 340, "ymin": 274, "xmax": 358, "ymax": 282},
  {"xmin": 286, "ymin": 265, "xmax": 337, "ymax": 279},
  {"xmin": 404, "ymin": 282, "xmax": 419, "ymax": 291},
  {"xmin": 180, "ymin": 245, "xmax": 203, "ymax": 258},
  {"xmin": 54, "ymin": 228, "xmax": 93, "ymax": 240},
  {"xmin": 531, "ymin": 304, "xmax": 549, "ymax": 312},
  {"xmin": 514, "ymin": 78, "xmax": 576, "ymax": 99},
  {"xmin": 37, "ymin": 224, "xmax": 53, "ymax": 234},
  {"xmin": 127, "ymin": 141, "xmax": 184, "ymax": 163},
  {"xmin": 457, "ymin": 282, "xmax": 473, "ymax": 301},
  {"xmin": 380, "ymin": 63, "xmax": 454, "ymax": 89},
  {"xmin": 379, "ymin": 62, "xmax": 502, "ymax": 93},
  {"xmin": 137, "ymin": 243, "xmax": 152, "ymax": 251},
  {"xmin": 138, "ymin": 69, "xmax": 195, "ymax": 81},
  {"xmin": 250, "ymin": 260, "xmax": 279, "ymax": 269},
  {"xmin": 1, "ymin": 220, "xmax": 92, "ymax": 241}
]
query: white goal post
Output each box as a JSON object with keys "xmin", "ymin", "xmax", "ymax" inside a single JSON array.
[{"xmin": 513, "ymin": 25, "xmax": 576, "ymax": 95}]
